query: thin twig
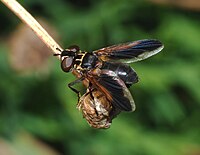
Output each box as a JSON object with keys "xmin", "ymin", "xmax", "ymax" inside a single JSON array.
[
  {"xmin": 1, "ymin": 0, "xmax": 85, "ymax": 83},
  {"xmin": 1, "ymin": 0, "xmax": 63, "ymax": 55}
]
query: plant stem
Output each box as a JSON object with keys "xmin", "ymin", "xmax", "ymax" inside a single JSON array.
[{"xmin": 1, "ymin": 0, "xmax": 63, "ymax": 55}]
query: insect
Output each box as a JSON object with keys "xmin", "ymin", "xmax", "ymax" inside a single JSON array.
[{"xmin": 54, "ymin": 39, "xmax": 164, "ymax": 129}]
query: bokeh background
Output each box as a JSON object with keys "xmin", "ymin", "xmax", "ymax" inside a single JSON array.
[{"xmin": 0, "ymin": 0, "xmax": 200, "ymax": 154}]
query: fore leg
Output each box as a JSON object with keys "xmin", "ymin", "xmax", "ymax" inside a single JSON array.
[{"xmin": 68, "ymin": 77, "xmax": 84, "ymax": 100}]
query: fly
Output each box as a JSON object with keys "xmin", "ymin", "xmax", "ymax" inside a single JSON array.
[{"xmin": 54, "ymin": 39, "xmax": 164, "ymax": 129}]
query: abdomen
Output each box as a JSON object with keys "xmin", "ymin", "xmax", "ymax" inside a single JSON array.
[{"xmin": 101, "ymin": 62, "xmax": 138, "ymax": 87}]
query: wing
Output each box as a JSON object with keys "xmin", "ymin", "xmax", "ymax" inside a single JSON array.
[
  {"xmin": 93, "ymin": 39, "xmax": 164, "ymax": 63},
  {"xmin": 88, "ymin": 69, "xmax": 135, "ymax": 112}
]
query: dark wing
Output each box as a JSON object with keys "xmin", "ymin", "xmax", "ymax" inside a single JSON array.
[
  {"xmin": 89, "ymin": 69, "xmax": 135, "ymax": 111},
  {"xmin": 93, "ymin": 39, "xmax": 164, "ymax": 63}
]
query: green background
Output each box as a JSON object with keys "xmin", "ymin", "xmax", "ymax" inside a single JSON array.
[{"xmin": 0, "ymin": 0, "xmax": 200, "ymax": 154}]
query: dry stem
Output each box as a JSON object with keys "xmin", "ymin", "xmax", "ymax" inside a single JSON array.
[{"xmin": 1, "ymin": 0, "xmax": 63, "ymax": 55}]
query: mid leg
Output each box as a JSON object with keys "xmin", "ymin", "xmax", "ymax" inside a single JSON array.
[{"xmin": 88, "ymin": 82, "xmax": 94, "ymax": 100}]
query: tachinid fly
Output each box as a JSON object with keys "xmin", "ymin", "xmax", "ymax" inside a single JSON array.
[{"xmin": 54, "ymin": 39, "xmax": 164, "ymax": 129}]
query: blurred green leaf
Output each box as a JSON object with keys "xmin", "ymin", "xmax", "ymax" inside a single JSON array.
[{"xmin": 1, "ymin": 0, "xmax": 200, "ymax": 155}]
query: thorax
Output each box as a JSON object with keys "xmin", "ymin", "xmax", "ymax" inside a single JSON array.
[{"xmin": 74, "ymin": 51, "xmax": 98, "ymax": 71}]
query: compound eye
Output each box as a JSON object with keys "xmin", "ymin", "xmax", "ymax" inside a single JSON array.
[{"xmin": 61, "ymin": 57, "xmax": 73, "ymax": 72}]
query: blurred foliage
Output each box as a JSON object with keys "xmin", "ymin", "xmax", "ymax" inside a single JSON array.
[{"xmin": 1, "ymin": 0, "xmax": 200, "ymax": 154}]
